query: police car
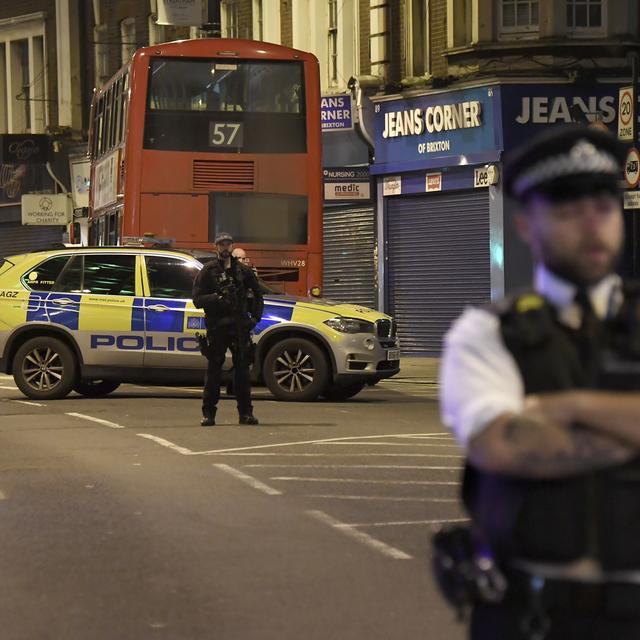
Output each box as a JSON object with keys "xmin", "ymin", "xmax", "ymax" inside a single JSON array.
[{"xmin": 0, "ymin": 247, "xmax": 400, "ymax": 402}]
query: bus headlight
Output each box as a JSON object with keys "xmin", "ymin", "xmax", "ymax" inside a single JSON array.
[{"xmin": 324, "ymin": 317, "xmax": 375, "ymax": 334}]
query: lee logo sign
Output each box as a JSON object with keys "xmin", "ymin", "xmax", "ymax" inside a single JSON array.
[
  {"xmin": 474, "ymin": 165, "xmax": 499, "ymax": 188},
  {"xmin": 625, "ymin": 147, "xmax": 640, "ymax": 188}
]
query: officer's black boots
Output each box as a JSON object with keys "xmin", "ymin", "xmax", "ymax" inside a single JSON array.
[
  {"xmin": 201, "ymin": 408, "xmax": 216, "ymax": 427},
  {"xmin": 239, "ymin": 414, "xmax": 259, "ymax": 425}
]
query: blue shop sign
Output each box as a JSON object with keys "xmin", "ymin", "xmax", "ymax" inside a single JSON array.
[
  {"xmin": 372, "ymin": 86, "xmax": 502, "ymax": 175},
  {"xmin": 321, "ymin": 95, "xmax": 353, "ymax": 131},
  {"xmin": 500, "ymin": 84, "xmax": 621, "ymax": 151}
]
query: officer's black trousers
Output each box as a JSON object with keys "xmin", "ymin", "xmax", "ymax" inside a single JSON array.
[
  {"xmin": 202, "ymin": 326, "xmax": 252, "ymax": 416},
  {"xmin": 471, "ymin": 601, "xmax": 640, "ymax": 639}
]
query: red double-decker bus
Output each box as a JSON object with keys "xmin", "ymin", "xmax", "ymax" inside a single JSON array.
[{"xmin": 87, "ymin": 39, "xmax": 322, "ymax": 296}]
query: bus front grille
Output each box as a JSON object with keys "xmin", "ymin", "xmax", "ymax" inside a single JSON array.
[{"xmin": 193, "ymin": 160, "xmax": 255, "ymax": 191}]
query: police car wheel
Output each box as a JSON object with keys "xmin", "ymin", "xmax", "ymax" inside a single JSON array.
[
  {"xmin": 263, "ymin": 338, "xmax": 329, "ymax": 402},
  {"xmin": 322, "ymin": 382, "xmax": 366, "ymax": 401},
  {"xmin": 73, "ymin": 380, "xmax": 121, "ymax": 397},
  {"xmin": 13, "ymin": 337, "xmax": 77, "ymax": 400}
]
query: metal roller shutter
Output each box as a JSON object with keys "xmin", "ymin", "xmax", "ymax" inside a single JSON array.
[
  {"xmin": 386, "ymin": 189, "xmax": 490, "ymax": 356},
  {"xmin": 0, "ymin": 222, "xmax": 64, "ymax": 259},
  {"xmin": 323, "ymin": 205, "xmax": 377, "ymax": 308}
]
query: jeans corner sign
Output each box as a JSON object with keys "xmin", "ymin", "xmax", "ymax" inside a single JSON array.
[{"xmin": 321, "ymin": 95, "xmax": 353, "ymax": 132}]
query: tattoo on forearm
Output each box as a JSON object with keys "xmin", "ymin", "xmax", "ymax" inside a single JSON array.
[{"xmin": 499, "ymin": 416, "xmax": 632, "ymax": 478}]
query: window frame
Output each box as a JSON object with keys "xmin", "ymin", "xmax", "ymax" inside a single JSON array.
[
  {"xmin": 120, "ymin": 17, "xmax": 136, "ymax": 66},
  {"xmin": 566, "ymin": 0, "xmax": 606, "ymax": 37},
  {"xmin": 222, "ymin": 0, "xmax": 241, "ymax": 38},
  {"xmin": 406, "ymin": 0, "xmax": 430, "ymax": 78},
  {"xmin": 498, "ymin": 0, "xmax": 540, "ymax": 37},
  {"xmin": 328, "ymin": 0, "xmax": 339, "ymax": 88}
]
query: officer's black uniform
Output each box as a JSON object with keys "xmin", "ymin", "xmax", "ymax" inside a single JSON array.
[
  {"xmin": 192, "ymin": 235, "xmax": 263, "ymax": 425},
  {"xmin": 440, "ymin": 127, "xmax": 640, "ymax": 639}
]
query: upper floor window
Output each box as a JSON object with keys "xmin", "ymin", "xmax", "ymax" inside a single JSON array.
[
  {"xmin": 121, "ymin": 18, "xmax": 136, "ymax": 65},
  {"xmin": 500, "ymin": 0, "xmax": 539, "ymax": 34},
  {"xmin": 328, "ymin": 0, "xmax": 338, "ymax": 87},
  {"xmin": 94, "ymin": 24, "xmax": 110, "ymax": 88},
  {"xmin": 253, "ymin": 0, "xmax": 264, "ymax": 40},
  {"xmin": 222, "ymin": 0, "xmax": 240, "ymax": 38},
  {"xmin": 148, "ymin": 15, "xmax": 166, "ymax": 46},
  {"xmin": 406, "ymin": 0, "xmax": 429, "ymax": 77},
  {"xmin": 566, "ymin": 0, "xmax": 604, "ymax": 32}
]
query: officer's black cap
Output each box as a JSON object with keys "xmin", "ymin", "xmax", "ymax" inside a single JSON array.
[
  {"xmin": 503, "ymin": 125, "xmax": 626, "ymax": 204},
  {"xmin": 214, "ymin": 232, "xmax": 234, "ymax": 245}
]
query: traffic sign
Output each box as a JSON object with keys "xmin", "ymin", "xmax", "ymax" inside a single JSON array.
[
  {"xmin": 625, "ymin": 147, "xmax": 640, "ymax": 188},
  {"xmin": 618, "ymin": 87, "xmax": 635, "ymax": 141}
]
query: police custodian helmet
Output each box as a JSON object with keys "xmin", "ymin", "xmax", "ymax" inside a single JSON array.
[
  {"xmin": 214, "ymin": 232, "xmax": 234, "ymax": 245},
  {"xmin": 503, "ymin": 125, "xmax": 627, "ymax": 204}
]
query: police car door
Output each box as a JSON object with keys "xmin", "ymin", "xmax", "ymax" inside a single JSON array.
[
  {"xmin": 51, "ymin": 252, "xmax": 144, "ymax": 368},
  {"xmin": 141, "ymin": 254, "xmax": 204, "ymax": 370}
]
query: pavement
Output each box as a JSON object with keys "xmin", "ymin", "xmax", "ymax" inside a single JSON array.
[{"xmin": 0, "ymin": 370, "xmax": 463, "ymax": 640}]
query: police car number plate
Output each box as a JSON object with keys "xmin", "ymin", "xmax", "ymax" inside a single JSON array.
[{"xmin": 386, "ymin": 349, "xmax": 400, "ymax": 361}]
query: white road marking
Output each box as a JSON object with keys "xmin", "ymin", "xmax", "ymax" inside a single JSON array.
[
  {"xmin": 13, "ymin": 400, "xmax": 45, "ymax": 407},
  {"xmin": 0, "ymin": 489, "xmax": 6, "ymax": 500},
  {"xmin": 219, "ymin": 452, "xmax": 464, "ymax": 459},
  {"xmin": 0, "ymin": 374, "xmax": 13, "ymax": 380},
  {"xmin": 271, "ymin": 477, "xmax": 459, "ymax": 486},
  {"xmin": 352, "ymin": 518, "xmax": 469, "ymax": 528},
  {"xmin": 305, "ymin": 495, "xmax": 459, "ymax": 503},
  {"xmin": 196, "ymin": 433, "xmax": 435, "ymax": 455},
  {"xmin": 307, "ymin": 510, "xmax": 412, "ymax": 560},
  {"xmin": 136, "ymin": 434, "xmax": 195, "ymax": 455},
  {"xmin": 0, "ymin": 385, "xmax": 17, "ymax": 390},
  {"xmin": 213, "ymin": 464, "xmax": 282, "ymax": 496},
  {"xmin": 246, "ymin": 464, "xmax": 462, "ymax": 470},
  {"xmin": 314, "ymin": 442, "xmax": 459, "ymax": 448},
  {"xmin": 65, "ymin": 412, "xmax": 126, "ymax": 429}
]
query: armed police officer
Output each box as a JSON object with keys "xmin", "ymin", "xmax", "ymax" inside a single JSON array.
[
  {"xmin": 440, "ymin": 126, "xmax": 640, "ymax": 639},
  {"xmin": 192, "ymin": 233, "xmax": 263, "ymax": 426}
]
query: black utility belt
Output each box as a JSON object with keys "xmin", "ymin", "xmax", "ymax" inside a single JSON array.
[{"xmin": 506, "ymin": 569, "xmax": 640, "ymax": 617}]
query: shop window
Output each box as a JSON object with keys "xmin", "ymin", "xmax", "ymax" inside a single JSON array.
[{"xmin": 499, "ymin": 0, "xmax": 539, "ymax": 35}]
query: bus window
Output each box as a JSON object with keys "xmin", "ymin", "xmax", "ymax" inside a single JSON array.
[
  {"xmin": 209, "ymin": 193, "xmax": 307, "ymax": 245},
  {"xmin": 144, "ymin": 59, "xmax": 306, "ymax": 154}
]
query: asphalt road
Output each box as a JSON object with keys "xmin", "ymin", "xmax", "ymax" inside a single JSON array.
[{"xmin": 0, "ymin": 374, "xmax": 467, "ymax": 640}]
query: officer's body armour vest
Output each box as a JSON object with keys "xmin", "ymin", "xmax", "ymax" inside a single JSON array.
[{"xmin": 464, "ymin": 284, "xmax": 640, "ymax": 571}]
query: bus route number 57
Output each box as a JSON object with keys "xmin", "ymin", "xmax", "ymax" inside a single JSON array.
[{"xmin": 209, "ymin": 122, "xmax": 244, "ymax": 148}]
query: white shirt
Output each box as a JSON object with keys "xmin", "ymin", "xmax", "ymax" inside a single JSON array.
[{"xmin": 440, "ymin": 265, "xmax": 622, "ymax": 449}]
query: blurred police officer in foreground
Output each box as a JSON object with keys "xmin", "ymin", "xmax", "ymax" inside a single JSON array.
[
  {"xmin": 192, "ymin": 233, "xmax": 263, "ymax": 426},
  {"xmin": 440, "ymin": 126, "xmax": 640, "ymax": 638}
]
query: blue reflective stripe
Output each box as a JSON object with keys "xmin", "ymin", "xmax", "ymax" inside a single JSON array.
[
  {"xmin": 131, "ymin": 298, "xmax": 145, "ymax": 331},
  {"xmin": 26, "ymin": 292, "xmax": 81, "ymax": 330},
  {"xmin": 145, "ymin": 298, "xmax": 187, "ymax": 332},
  {"xmin": 254, "ymin": 303, "xmax": 294, "ymax": 335}
]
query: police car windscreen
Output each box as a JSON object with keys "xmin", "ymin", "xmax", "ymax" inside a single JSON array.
[{"xmin": 144, "ymin": 59, "xmax": 307, "ymax": 154}]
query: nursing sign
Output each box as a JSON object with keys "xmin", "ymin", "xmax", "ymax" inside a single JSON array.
[
  {"xmin": 321, "ymin": 95, "xmax": 353, "ymax": 131},
  {"xmin": 323, "ymin": 168, "xmax": 371, "ymax": 202}
]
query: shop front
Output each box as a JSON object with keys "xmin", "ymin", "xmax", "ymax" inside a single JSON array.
[{"xmin": 372, "ymin": 81, "xmax": 624, "ymax": 356}]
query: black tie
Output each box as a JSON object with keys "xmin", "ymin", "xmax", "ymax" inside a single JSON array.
[{"xmin": 574, "ymin": 288, "xmax": 601, "ymax": 383}]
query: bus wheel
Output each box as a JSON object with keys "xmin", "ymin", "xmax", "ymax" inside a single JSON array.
[
  {"xmin": 13, "ymin": 337, "xmax": 77, "ymax": 400},
  {"xmin": 322, "ymin": 382, "xmax": 366, "ymax": 401},
  {"xmin": 73, "ymin": 380, "xmax": 121, "ymax": 397},
  {"xmin": 263, "ymin": 338, "xmax": 329, "ymax": 402}
]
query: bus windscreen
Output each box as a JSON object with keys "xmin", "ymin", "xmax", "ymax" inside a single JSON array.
[{"xmin": 144, "ymin": 59, "xmax": 307, "ymax": 154}]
